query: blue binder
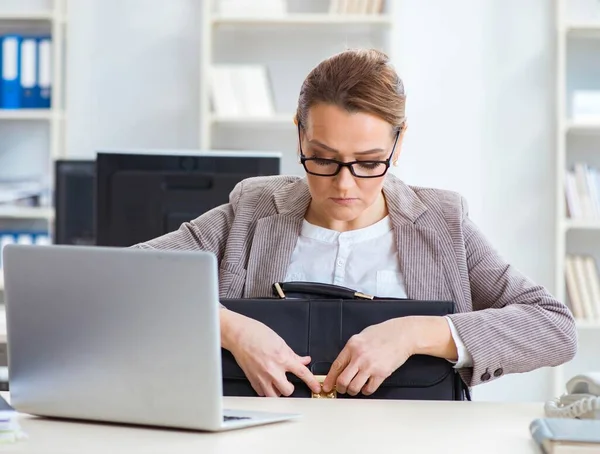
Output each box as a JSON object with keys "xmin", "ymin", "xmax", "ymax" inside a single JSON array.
[
  {"xmin": 37, "ymin": 36, "xmax": 51, "ymax": 109},
  {"xmin": 20, "ymin": 37, "xmax": 38, "ymax": 108},
  {"xmin": 0, "ymin": 39, "xmax": 2, "ymax": 107},
  {"xmin": 1, "ymin": 35, "xmax": 22, "ymax": 109}
]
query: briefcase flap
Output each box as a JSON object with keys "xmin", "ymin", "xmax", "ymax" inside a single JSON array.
[{"xmin": 220, "ymin": 298, "xmax": 455, "ymax": 389}]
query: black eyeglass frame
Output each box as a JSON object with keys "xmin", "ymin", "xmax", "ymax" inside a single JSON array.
[{"xmin": 297, "ymin": 123, "xmax": 401, "ymax": 178}]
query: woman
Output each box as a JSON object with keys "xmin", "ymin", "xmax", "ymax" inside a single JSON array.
[{"xmin": 134, "ymin": 49, "xmax": 577, "ymax": 398}]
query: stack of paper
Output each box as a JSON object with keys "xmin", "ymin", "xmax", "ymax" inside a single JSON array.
[{"xmin": 0, "ymin": 395, "xmax": 26, "ymax": 444}]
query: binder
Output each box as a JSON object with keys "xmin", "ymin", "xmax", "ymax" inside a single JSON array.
[
  {"xmin": 20, "ymin": 37, "xmax": 38, "ymax": 108},
  {"xmin": 37, "ymin": 36, "xmax": 52, "ymax": 109},
  {"xmin": 0, "ymin": 39, "xmax": 2, "ymax": 107},
  {"xmin": 34, "ymin": 232, "xmax": 51, "ymax": 245},
  {"xmin": 0, "ymin": 231, "xmax": 50, "ymax": 269},
  {"xmin": 1, "ymin": 35, "xmax": 22, "ymax": 109},
  {"xmin": 0, "ymin": 233, "xmax": 16, "ymax": 269}
]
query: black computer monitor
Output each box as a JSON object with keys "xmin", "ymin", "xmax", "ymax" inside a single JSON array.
[
  {"xmin": 54, "ymin": 160, "xmax": 96, "ymax": 245},
  {"xmin": 95, "ymin": 150, "xmax": 281, "ymax": 247}
]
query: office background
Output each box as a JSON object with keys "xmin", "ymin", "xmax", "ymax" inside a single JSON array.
[{"xmin": 1, "ymin": 0, "xmax": 600, "ymax": 403}]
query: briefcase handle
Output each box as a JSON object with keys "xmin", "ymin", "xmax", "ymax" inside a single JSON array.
[{"xmin": 272, "ymin": 281, "xmax": 375, "ymax": 300}]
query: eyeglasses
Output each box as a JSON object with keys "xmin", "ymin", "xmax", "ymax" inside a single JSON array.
[{"xmin": 297, "ymin": 124, "xmax": 400, "ymax": 178}]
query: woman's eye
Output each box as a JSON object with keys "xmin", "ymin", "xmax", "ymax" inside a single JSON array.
[
  {"xmin": 313, "ymin": 158, "xmax": 333, "ymax": 166},
  {"xmin": 357, "ymin": 162, "xmax": 381, "ymax": 170}
]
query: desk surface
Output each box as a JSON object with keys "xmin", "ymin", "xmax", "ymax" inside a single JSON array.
[{"xmin": 1, "ymin": 393, "xmax": 542, "ymax": 453}]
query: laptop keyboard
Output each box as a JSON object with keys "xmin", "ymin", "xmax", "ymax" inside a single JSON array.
[{"xmin": 224, "ymin": 415, "xmax": 251, "ymax": 422}]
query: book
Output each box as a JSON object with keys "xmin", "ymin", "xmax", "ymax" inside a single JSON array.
[
  {"xmin": 530, "ymin": 418, "xmax": 600, "ymax": 453},
  {"xmin": 565, "ymin": 255, "xmax": 585, "ymax": 320},
  {"xmin": 209, "ymin": 65, "xmax": 275, "ymax": 118}
]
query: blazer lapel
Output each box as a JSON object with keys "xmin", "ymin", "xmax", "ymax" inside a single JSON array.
[
  {"xmin": 244, "ymin": 179, "xmax": 311, "ymax": 298},
  {"xmin": 383, "ymin": 176, "xmax": 452, "ymax": 301},
  {"xmin": 394, "ymin": 225, "xmax": 451, "ymax": 300}
]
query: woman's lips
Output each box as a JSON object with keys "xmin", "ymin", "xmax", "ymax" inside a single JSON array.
[{"xmin": 330, "ymin": 198, "xmax": 358, "ymax": 205}]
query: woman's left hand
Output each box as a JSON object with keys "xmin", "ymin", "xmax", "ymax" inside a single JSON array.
[{"xmin": 321, "ymin": 317, "xmax": 415, "ymax": 396}]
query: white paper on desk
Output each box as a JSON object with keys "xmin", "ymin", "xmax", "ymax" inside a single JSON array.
[{"xmin": 0, "ymin": 395, "xmax": 27, "ymax": 444}]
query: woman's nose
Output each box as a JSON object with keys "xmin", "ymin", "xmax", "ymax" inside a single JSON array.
[{"xmin": 333, "ymin": 165, "xmax": 356, "ymax": 189}]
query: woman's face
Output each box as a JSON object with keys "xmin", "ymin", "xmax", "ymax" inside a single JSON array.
[{"xmin": 299, "ymin": 103, "xmax": 403, "ymax": 229}]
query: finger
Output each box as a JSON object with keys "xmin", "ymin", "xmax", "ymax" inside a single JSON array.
[
  {"xmin": 297, "ymin": 355, "xmax": 311, "ymax": 366},
  {"xmin": 273, "ymin": 376, "xmax": 295, "ymax": 397},
  {"xmin": 334, "ymin": 362, "xmax": 359, "ymax": 395},
  {"xmin": 323, "ymin": 349, "xmax": 351, "ymax": 393},
  {"xmin": 362, "ymin": 376, "xmax": 385, "ymax": 396},
  {"xmin": 347, "ymin": 370, "xmax": 370, "ymax": 396},
  {"xmin": 262, "ymin": 382, "xmax": 280, "ymax": 398},
  {"xmin": 249, "ymin": 378, "xmax": 265, "ymax": 397},
  {"xmin": 288, "ymin": 361, "xmax": 322, "ymax": 394}
]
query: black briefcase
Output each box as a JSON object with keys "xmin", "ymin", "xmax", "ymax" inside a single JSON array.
[{"xmin": 220, "ymin": 282, "xmax": 470, "ymax": 401}]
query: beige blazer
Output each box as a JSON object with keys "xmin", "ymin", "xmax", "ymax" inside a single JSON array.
[{"xmin": 133, "ymin": 174, "xmax": 577, "ymax": 387}]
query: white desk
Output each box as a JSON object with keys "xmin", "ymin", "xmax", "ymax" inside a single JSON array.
[{"xmin": 1, "ymin": 394, "xmax": 543, "ymax": 453}]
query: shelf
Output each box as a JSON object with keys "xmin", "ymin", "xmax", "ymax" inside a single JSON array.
[
  {"xmin": 565, "ymin": 23, "xmax": 600, "ymax": 37},
  {"xmin": 0, "ymin": 206, "xmax": 54, "ymax": 220},
  {"xmin": 211, "ymin": 13, "xmax": 393, "ymax": 26},
  {"xmin": 575, "ymin": 319, "xmax": 600, "ymax": 330},
  {"xmin": 0, "ymin": 11, "xmax": 54, "ymax": 21},
  {"xmin": 562, "ymin": 219, "xmax": 600, "ymax": 231},
  {"xmin": 0, "ymin": 109, "xmax": 55, "ymax": 121},
  {"xmin": 565, "ymin": 119, "xmax": 600, "ymax": 134},
  {"xmin": 210, "ymin": 113, "xmax": 295, "ymax": 126}
]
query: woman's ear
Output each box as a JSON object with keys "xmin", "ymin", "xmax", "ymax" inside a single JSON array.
[
  {"xmin": 400, "ymin": 121, "xmax": 408, "ymax": 137},
  {"xmin": 392, "ymin": 121, "xmax": 408, "ymax": 166}
]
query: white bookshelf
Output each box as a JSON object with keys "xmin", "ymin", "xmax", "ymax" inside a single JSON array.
[
  {"xmin": 554, "ymin": 0, "xmax": 600, "ymax": 398},
  {"xmin": 0, "ymin": 206, "xmax": 54, "ymax": 220},
  {"xmin": 211, "ymin": 13, "xmax": 393, "ymax": 26},
  {"xmin": 565, "ymin": 22, "xmax": 600, "ymax": 36},
  {"xmin": 200, "ymin": 0, "xmax": 396, "ymax": 174},
  {"xmin": 0, "ymin": 11, "xmax": 54, "ymax": 21},
  {"xmin": 565, "ymin": 119, "xmax": 600, "ymax": 134},
  {"xmin": 0, "ymin": 0, "xmax": 67, "ymax": 234},
  {"xmin": 563, "ymin": 221, "xmax": 600, "ymax": 232},
  {"xmin": 576, "ymin": 319, "xmax": 600, "ymax": 330},
  {"xmin": 0, "ymin": 109, "xmax": 55, "ymax": 120}
]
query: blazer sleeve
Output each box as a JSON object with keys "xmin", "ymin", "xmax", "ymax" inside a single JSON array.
[
  {"xmin": 130, "ymin": 180, "xmax": 243, "ymax": 261},
  {"xmin": 446, "ymin": 197, "xmax": 578, "ymax": 388}
]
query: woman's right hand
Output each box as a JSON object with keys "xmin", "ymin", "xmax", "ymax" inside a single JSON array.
[{"xmin": 221, "ymin": 309, "xmax": 322, "ymax": 397}]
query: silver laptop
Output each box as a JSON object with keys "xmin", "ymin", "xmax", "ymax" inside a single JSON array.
[{"xmin": 2, "ymin": 244, "xmax": 300, "ymax": 431}]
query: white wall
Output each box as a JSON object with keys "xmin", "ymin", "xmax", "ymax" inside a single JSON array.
[
  {"xmin": 391, "ymin": 0, "xmax": 558, "ymax": 402},
  {"xmin": 66, "ymin": 0, "xmax": 201, "ymax": 158},
  {"xmin": 65, "ymin": 0, "xmax": 389, "ymax": 175},
  {"xmin": 64, "ymin": 0, "xmax": 579, "ymax": 402}
]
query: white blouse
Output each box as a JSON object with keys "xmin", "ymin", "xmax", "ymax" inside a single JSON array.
[{"xmin": 285, "ymin": 216, "xmax": 473, "ymax": 369}]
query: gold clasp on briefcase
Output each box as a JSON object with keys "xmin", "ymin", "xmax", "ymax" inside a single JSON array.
[{"xmin": 312, "ymin": 375, "xmax": 337, "ymax": 399}]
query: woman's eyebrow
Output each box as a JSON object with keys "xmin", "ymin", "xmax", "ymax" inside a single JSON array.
[{"xmin": 307, "ymin": 139, "xmax": 385, "ymax": 156}]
